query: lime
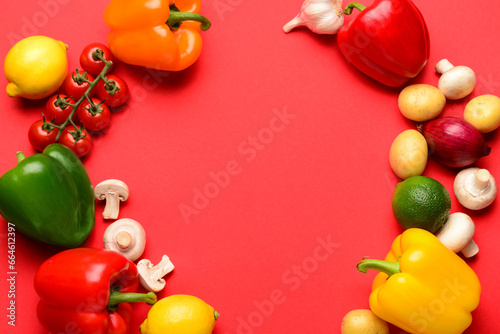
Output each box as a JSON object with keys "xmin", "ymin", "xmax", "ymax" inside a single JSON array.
[{"xmin": 392, "ymin": 176, "xmax": 451, "ymax": 233}]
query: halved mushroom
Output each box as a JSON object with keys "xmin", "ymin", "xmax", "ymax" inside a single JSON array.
[
  {"xmin": 103, "ymin": 218, "xmax": 146, "ymax": 261},
  {"xmin": 95, "ymin": 179, "xmax": 129, "ymax": 220},
  {"xmin": 138, "ymin": 255, "xmax": 175, "ymax": 292}
]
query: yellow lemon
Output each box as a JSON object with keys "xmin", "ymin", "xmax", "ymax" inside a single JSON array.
[
  {"xmin": 140, "ymin": 294, "xmax": 219, "ymax": 334},
  {"xmin": 4, "ymin": 35, "xmax": 68, "ymax": 99}
]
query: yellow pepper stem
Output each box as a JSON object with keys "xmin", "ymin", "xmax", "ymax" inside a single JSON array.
[{"xmin": 357, "ymin": 259, "xmax": 401, "ymax": 277}]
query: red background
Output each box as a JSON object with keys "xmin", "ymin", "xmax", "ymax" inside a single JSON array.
[{"xmin": 1, "ymin": 0, "xmax": 499, "ymax": 333}]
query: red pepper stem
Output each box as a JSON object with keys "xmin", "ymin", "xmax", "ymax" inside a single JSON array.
[
  {"xmin": 167, "ymin": 10, "xmax": 211, "ymax": 31},
  {"xmin": 16, "ymin": 152, "xmax": 26, "ymax": 163},
  {"xmin": 344, "ymin": 2, "xmax": 366, "ymax": 15},
  {"xmin": 357, "ymin": 259, "xmax": 401, "ymax": 277},
  {"xmin": 108, "ymin": 290, "xmax": 157, "ymax": 310}
]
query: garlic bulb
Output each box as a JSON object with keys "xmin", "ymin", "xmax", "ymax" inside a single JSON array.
[{"xmin": 283, "ymin": 0, "xmax": 344, "ymax": 34}]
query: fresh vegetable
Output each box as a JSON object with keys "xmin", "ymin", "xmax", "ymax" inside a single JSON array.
[
  {"xmin": 283, "ymin": 0, "xmax": 344, "ymax": 34},
  {"xmin": 435, "ymin": 59, "xmax": 476, "ymax": 100},
  {"xmin": 76, "ymin": 97, "xmax": 111, "ymax": 131},
  {"xmin": 4, "ymin": 36, "xmax": 68, "ymax": 99},
  {"xmin": 62, "ymin": 68, "xmax": 96, "ymax": 101},
  {"xmin": 80, "ymin": 42, "xmax": 115, "ymax": 76},
  {"xmin": 94, "ymin": 179, "xmax": 130, "ymax": 219},
  {"xmin": 435, "ymin": 212, "xmax": 479, "ymax": 258},
  {"xmin": 340, "ymin": 309, "xmax": 389, "ymax": 334},
  {"xmin": 28, "ymin": 119, "xmax": 59, "ymax": 151},
  {"xmin": 358, "ymin": 228, "xmax": 481, "ymax": 334},
  {"xmin": 103, "ymin": 218, "xmax": 146, "ymax": 261},
  {"xmin": 140, "ymin": 294, "xmax": 219, "ymax": 334},
  {"xmin": 96, "ymin": 74, "xmax": 129, "ymax": 107},
  {"xmin": 45, "ymin": 94, "xmax": 77, "ymax": 124},
  {"xmin": 453, "ymin": 167, "xmax": 497, "ymax": 210},
  {"xmin": 392, "ymin": 176, "xmax": 451, "ymax": 233},
  {"xmin": 59, "ymin": 125, "xmax": 93, "ymax": 158},
  {"xmin": 138, "ymin": 255, "xmax": 175, "ymax": 292},
  {"xmin": 337, "ymin": 0, "xmax": 430, "ymax": 87},
  {"xmin": 104, "ymin": 0, "xmax": 211, "ymax": 71},
  {"xmin": 0, "ymin": 144, "xmax": 95, "ymax": 247},
  {"xmin": 464, "ymin": 94, "xmax": 500, "ymax": 133},
  {"xmin": 398, "ymin": 84, "xmax": 446, "ymax": 122},
  {"xmin": 389, "ymin": 129, "xmax": 428, "ymax": 179},
  {"xmin": 35, "ymin": 248, "xmax": 157, "ymax": 334},
  {"xmin": 419, "ymin": 117, "xmax": 491, "ymax": 168}
]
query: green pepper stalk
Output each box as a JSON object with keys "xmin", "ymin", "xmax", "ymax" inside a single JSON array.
[
  {"xmin": 343, "ymin": 2, "xmax": 366, "ymax": 15},
  {"xmin": 168, "ymin": 5, "xmax": 211, "ymax": 31}
]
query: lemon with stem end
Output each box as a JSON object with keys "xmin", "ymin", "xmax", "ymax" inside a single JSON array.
[
  {"xmin": 140, "ymin": 294, "xmax": 219, "ymax": 334},
  {"xmin": 5, "ymin": 36, "xmax": 68, "ymax": 99}
]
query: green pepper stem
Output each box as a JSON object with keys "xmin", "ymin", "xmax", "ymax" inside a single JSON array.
[
  {"xmin": 344, "ymin": 2, "xmax": 366, "ymax": 15},
  {"xmin": 108, "ymin": 290, "xmax": 157, "ymax": 310},
  {"xmin": 168, "ymin": 10, "xmax": 211, "ymax": 31},
  {"xmin": 16, "ymin": 152, "xmax": 26, "ymax": 163},
  {"xmin": 357, "ymin": 259, "xmax": 401, "ymax": 277}
]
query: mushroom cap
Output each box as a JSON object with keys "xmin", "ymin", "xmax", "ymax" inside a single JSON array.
[
  {"xmin": 454, "ymin": 167, "xmax": 497, "ymax": 210},
  {"xmin": 94, "ymin": 179, "xmax": 130, "ymax": 200},
  {"xmin": 438, "ymin": 65, "xmax": 476, "ymax": 100},
  {"xmin": 435, "ymin": 212, "xmax": 475, "ymax": 253},
  {"xmin": 103, "ymin": 218, "xmax": 146, "ymax": 261}
]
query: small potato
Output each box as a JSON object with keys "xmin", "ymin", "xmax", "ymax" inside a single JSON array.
[
  {"xmin": 464, "ymin": 94, "xmax": 500, "ymax": 133},
  {"xmin": 398, "ymin": 84, "xmax": 446, "ymax": 122},
  {"xmin": 341, "ymin": 309, "xmax": 390, "ymax": 334},
  {"xmin": 389, "ymin": 129, "xmax": 428, "ymax": 179}
]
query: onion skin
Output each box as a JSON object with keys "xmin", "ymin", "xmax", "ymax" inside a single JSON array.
[{"xmin": 419, "ymin": 117, "xmax": 491, "ymax": 168}]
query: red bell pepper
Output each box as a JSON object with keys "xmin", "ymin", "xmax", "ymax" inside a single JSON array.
[
  {"xmin": 34, "ymin": 248, "xmax": 157, "ymax": 334},
  {"xmin": 337, "ymin": 0, "xmax": 430, "ymax": 87}
]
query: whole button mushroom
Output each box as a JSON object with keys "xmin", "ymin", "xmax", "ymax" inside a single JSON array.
[
  {"xmin": 103, "ymin": 218, "xmax": 146, "ymax": 261},
  {"xmin": 435, "ymin": 213, "xmax": 478, "ymax": 258},
  {"xmin": 454, "ymin": 167, "xmax": 497, "ymax": 210},
  {"xmin": 435, "ymin": 59, "xmax": 476, "ymax": 100},
  {"xmin": 95, "ymin": 179, "xmax": 129, "ymax": 220}
]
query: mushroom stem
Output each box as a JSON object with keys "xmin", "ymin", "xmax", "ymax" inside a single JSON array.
[
  {"xmin": 116, "ymin": 231, "xmax": 132, "ymax": 249},
  {"xmin": 103, "ymin": 192, "xmax": 120, "ymax": 219},
  {"xmin": 461, "ymin": 239, "xmax": 479, "ymax": 258},
  {"xmin": 471, "ymin": 169, "xmax": 491, "ymax": 194},
  {"xmin": 435, "ymin": 59, "xmax": 454, "ymax": 74}
]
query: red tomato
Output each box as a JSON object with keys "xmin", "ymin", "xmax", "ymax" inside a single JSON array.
[
  {"xmin": 62, "ymin": 69, "xmax": 95, "ymax": 101},
  {"xmin": 28, "ymin": 120, "xmax": 59, "ymax": 151},
  {"xmin": 76, "ymin": 98, "xmax": 111, "ymax": 131},
  {"xmin": 59, "ymin": 125, "xmax": 93, "ymax": 158},
  {"xmin": 96, "ymin": 74, "xmax": 129, "ymax": 108},
  {"xmin": 45, "ymin": 94, "xmax": 77, "ymax": 124},
  {"xmin": 80, "ymin": 43, "xmax": 115, "ymax": 77}
]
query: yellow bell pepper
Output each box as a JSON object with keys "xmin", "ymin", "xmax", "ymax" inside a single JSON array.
[{"xmin": 357, "ymin": 228, "xmax": 481, "ymax": 334}]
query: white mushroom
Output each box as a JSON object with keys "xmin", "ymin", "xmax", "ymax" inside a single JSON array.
[
  {"xmin": 435, "ymin": 212, "xmax": 478, "ymax": 258},
  {"xmin": 435, "ymin": 59, "xmax": 476, "ymax": 100},
  {"xmin": 454, "ymin": 167, "xmax": 497, "ymax": 210},
  {"xmin": 95, "ymin": 179, "xmax": 129, "ymax": 220},
  {"xmin": 138, "ymin": 255, "xmax": 175, "ymax": 292},
  {"xmin": 103, "ymin": 218, "xmax": 146, "ymax": 261}
]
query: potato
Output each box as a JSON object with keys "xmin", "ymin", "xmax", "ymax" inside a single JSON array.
[
  {"xmin": 464, "ymin": 94, "xmax": 500, "ymax": 133},
  {"xmin": 398, "ymin": 84, "xmax": 446, "ymax": 122},
  {"xmin": 389, "ymin": 129, "xmax": 428, "ymax": 179},
  {"xmin": 341, "ymin": 309, "xmax": 390, "ymax": 334}
]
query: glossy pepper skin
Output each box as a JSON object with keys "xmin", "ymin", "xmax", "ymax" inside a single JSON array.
[
  {"xmin": 35, "ymin": 248, "xmax": 157, "ymax": 334},
  {"xmin": 358, "ymin": 229, "xmax": 481, "ymax": 334},
  {"xmin": 104, "ymin": 0, "xmax": 211, "ymax": 71},
  {"xmin": 337, "ymin": 0, "xmax": 430, "ymax": 87},
  {"xmin": 0, "ymin": 143, "xmax": 95, "ymax": 247}
]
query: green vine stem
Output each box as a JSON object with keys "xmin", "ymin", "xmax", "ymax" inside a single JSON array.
[{"xmin": 344, "ymin": 2, "xmax": 366, "ymax": 15}]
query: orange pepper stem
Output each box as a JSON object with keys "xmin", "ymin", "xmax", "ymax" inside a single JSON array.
[
  {"xmin": 167, "ymin": 9, "xmax": 211, "ymax": 31},
  {"xmin": 357, "ymin": 259, "xmax": 401, "ymax": 277}
]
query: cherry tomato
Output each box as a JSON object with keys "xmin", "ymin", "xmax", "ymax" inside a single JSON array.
[
  {"xmin": 59, "ymin": 125, "xmax": 93, "ymax": 158},
  {"xmin": 96, "ymin": 75, "xmax": 130, "ymax": 108},
  {"xmin": 76, "ymin": 98, "xmax": 111, "ymax": 131},
  {"xmin": 28, "ymin": 120, "xmax": 59, "ymax": 151},
  {"xmin": 62, "ymin": 69, "xmax": 95, "ymax": 101},
  {"xmin": 80, "ymin": 43, "xmax": 114, "ymax": 77},
  {"xmin": 45, "ymin": 94, "xmax": 77, "ymax": 124}
]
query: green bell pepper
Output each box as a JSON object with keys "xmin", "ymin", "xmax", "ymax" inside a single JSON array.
[{"xmin": 0, "ymin": 143, "xmax": 95, "ymax": 247}]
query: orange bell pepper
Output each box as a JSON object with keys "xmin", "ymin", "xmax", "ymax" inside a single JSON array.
[{"xmin": 103, "ymin": 0, "xmax": 211, "ymax": 71}]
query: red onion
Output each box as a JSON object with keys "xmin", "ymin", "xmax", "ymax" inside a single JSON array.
[{"xmin": 419, "ymin": 117, "xmax": 491, "ymax": 168}]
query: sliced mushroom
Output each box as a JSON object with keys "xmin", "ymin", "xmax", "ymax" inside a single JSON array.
[
  {"xmin": 103, "ymin": 218, "xmax": 146, "ymax": 261},
  {"xmin": 435, "ymin": 212, "xmax": 478, "ymax": 258},
  {"xmin": 138, "ymin": 255, "xmax": 175, "ymax": 292},
  {"xmin": 454, "ymin": 167, "xmax": 497, "ymax": 210},
  {"xmin": 95, "ymin": 179, "xmax": 129, "ymax": 220}
]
